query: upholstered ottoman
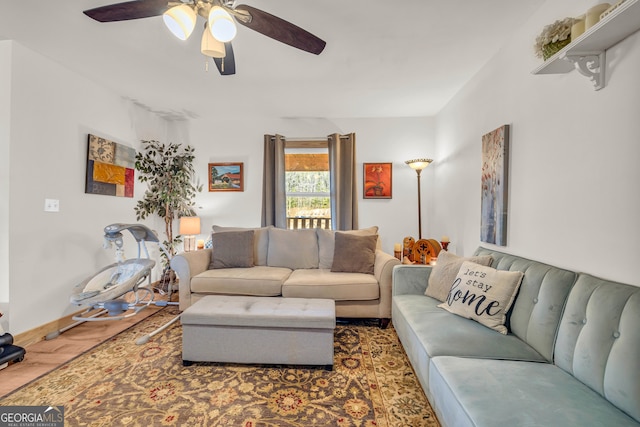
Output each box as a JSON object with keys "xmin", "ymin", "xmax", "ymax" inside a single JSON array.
[{"xmin": 181, "ymin": 295, "xmax": 336, "ymax": 368}]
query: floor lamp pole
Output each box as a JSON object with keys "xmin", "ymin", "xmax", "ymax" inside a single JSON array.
[
  {"xmin": 416, "ymin": 169, "xmax": 423, "ymax": 239},
  {"xmin": 405, "ymin": 158, "xmax": 433, "ymax": 241}
]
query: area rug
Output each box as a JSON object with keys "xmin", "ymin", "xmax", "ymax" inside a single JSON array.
[{"xmin": 0, "ymin": 308, "xmax": 439, "ymax": 427}]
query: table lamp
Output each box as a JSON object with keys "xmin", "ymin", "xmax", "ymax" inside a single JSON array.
[{"xmin": 179, "ymin": 216, "xmax": 201, "ymax": 252}]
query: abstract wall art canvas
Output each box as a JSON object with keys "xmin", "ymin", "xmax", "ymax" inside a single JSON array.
[
  {"xmin": 85, "ymin": 134, "xmax": 136, "ymax": 197},
  {"xmin": 481, "ymin": 124, "xmax": 510, "ymax": 246}
]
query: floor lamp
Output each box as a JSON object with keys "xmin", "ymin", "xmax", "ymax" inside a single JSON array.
[{"xmin": 405, "ymin": 158, "xmax": 433, "ymax": 239}]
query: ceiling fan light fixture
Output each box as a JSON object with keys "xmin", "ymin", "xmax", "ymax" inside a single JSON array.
[
  {"xmin": 208, "ymin": 6, "xmax": 237, "ymax": 42},
  {"xmin": 163, "ymin": 4, "xmax": 197, "ymax": 41},
  {"xmin": 201, "ymin": 26, "xmax": 226, "ymax": 58}
]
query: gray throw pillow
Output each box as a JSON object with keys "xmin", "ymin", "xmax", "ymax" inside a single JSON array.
[
  {"xmin": 209, "ymin": 230, "xmax": 255, "ymax": 269},
  {"xmin": 212, "ymin": 225, "xmax": 270, "ymax": 266},
  {"xmin": 317, "ymin": 226, "xmax": 379, "ymax": 269},
  {"xmin": 331, "ymin": 232, "xmax": 378, "ymax": 274},
  {"xmin": 425, "ymin": 251, "xmax": 493, "ymax": 301}
]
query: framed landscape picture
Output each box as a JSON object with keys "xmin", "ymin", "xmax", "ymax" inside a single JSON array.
[
  {"xmin": 363, "ymin": 162, "xmax": 392, "ymax": 199},
  {"xmin": 209, "ymin": 162, "xmax": 244, "ymax": 192},
  {"xmin": 481, "ymin": 124, "xmax": 510, "ymax": 246}
]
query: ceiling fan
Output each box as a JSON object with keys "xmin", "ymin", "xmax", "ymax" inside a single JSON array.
[{"xmin": 83, "ymin": 0, "xmax": 326, "ymax": 75}]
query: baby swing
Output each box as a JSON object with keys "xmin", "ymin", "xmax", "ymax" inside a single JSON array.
[
  {"xmin": 49, "ymin": 223, "xmax": 181, "ymax": 343},
  {"xmin": 70, "ymin": 223, "xmax": 167, "ymax": 320}
]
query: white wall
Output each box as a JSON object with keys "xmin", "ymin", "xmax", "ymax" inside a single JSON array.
[
  {"xmin": 5, "ymin": 42, "xmax": 176, "ymax": 334},
  {"xmin": 433, "ymin": 0, "xmax": 640, "ymax": 285},
  {"xmin": 185, "ymin": 116, "xmax": 435, "ymax": 255}
]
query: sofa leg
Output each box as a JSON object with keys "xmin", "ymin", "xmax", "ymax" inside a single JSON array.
[{"xmin": 379, "ymin": 318, "xmax": 391, "ymax": 329}]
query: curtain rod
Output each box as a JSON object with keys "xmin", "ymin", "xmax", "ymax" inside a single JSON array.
[{"xmin": 269, "ymin": 135, "xmax": 351, "ymax": 141}]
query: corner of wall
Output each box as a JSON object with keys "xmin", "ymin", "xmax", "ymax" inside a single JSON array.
[{"xmin": 0, "ymin": 41, "xmax": 12, "ymax": 306}]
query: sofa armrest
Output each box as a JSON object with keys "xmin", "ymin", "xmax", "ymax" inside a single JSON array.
[
  {"xmin": 374, "ymin": 250, "xmax": 401, "ymax": 319},
  {"xmin": 392, "ymin": 264, "xmax": 433, "ymax": 296},
  {"xmin": 170, "ymin": 249, "xmax": 212, "ymax": 311}
]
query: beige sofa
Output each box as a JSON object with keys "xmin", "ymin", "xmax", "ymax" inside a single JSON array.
[{"xmin": 170, "ymin": 225, "xmax": 400, "ymax": 327}]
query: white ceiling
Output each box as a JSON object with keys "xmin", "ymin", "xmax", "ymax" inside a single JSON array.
[{"xmin": 1, "ymin": 0, "xmax": 544, "ymax": 120}]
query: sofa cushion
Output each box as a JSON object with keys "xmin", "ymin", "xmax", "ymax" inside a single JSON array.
[
  {"xmin": 209, "ymin": 230, "xmax": 254, "ymax": 269},
  {"xmin": 392, "ymin": 292, "xmax": 548, "ymax": 398},
  {"xmin": 426, "ymin": 251, "xmax": 493, "ymax": 301},
  {"xmin": 393, "ymin": 294, "xmax": 546, "ymax": 362},
  {"xmin": 283, "ymin": 269, "xmax": 379, "ymax": 301},
  {"xmin": 438, "ymin": 261, "xmax": 523, "ymax": 334},
  {"xmin": 554, "ymin": 274, "xmax": 640, "ymax": 423},
  {"xmin": 331, "ymin": 233, "xmax": 377, "ymax": 274},
  {"xmin": 429, "ymin": 356, "xmax": 640, "ymax": 427},
  {"xmin": 267, "ymin": 228, "xmax": 319, "ymax": 269},
  {"xmin": 474, "ymin": 247, "xmax": 578, "ymax": 362},
  {"xmin": 212, "ymin": 225, "xmax": 270, "ymax": 266},
  {"xmin": 317, "ymin": 226, "xmax": 379, "ymax": 269},
  {"xmin": 317, "ymin": 229, "xmax": 335, "ymax": 269},
  {"xmin": 190, "ymin": 266, "xmax": 291, "ymax": 296}
]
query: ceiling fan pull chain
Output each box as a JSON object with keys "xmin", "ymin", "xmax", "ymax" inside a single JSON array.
[
  {"xmin": 205, "ymin": 59, "xmax": 209, "ymax": 72},
  {"xmin": 221, "ymin": 58, "xmax": 225, "ymax": 73}
]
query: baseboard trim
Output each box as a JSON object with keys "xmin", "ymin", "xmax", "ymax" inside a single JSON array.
[{"xmin": 13, "ymin": 308, "xmax": 102, "ymax": 348}]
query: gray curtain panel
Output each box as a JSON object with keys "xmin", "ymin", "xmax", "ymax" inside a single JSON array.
[
  {"xmin": 328, "ymin": 133, "xmax": 358, "ymax": 230},
  {"xmin": 261, "ymin": 134, "xmax": 287, "ymax": 228}
]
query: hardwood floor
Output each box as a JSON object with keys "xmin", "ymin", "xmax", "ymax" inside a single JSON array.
[{"xmin": 0, "ymin": 299, "xmax": 171, "ymax": 398}]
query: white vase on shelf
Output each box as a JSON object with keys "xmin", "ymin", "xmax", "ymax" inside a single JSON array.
[{"xmin": 585, "ymin": 3, "xmax": 611, "ymax": 29}]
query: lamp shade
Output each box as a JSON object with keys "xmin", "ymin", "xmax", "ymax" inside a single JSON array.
[
  {"xmin": 201, "ymin": 25, "xmax": 226, "ymax": 58},
  {"xmin": 405, "ymin": 158, "xmax": 433, "ymax": 171},
  {"xmin": 179, "ymin": 216, "xmax": 201, "ymax": 235},
  {"xmin": 163, "ymin": 4, "xmax": 197, "ymax": 41},
  {"xmin": 208, "ymin": 6, "xmax": 237, "ymax": 42}
]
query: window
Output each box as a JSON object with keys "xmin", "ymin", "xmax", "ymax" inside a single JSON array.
[
  {"xmin": 285, "ymin": 146, "xmax": 331, "ymax": 229},
  {"xmin": 262, "ymin": 133, "xmax": 357, "ymax": 231}
]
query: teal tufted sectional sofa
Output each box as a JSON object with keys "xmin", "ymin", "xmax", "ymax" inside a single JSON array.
[{"xmin": 392, "ymin": 247, "xmax": 640, "ymax": 427}]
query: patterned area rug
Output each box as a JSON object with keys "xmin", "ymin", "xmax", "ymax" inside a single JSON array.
[{"xmin": 1, "ymin": 308, "xmax": 439, "ymax": 427}]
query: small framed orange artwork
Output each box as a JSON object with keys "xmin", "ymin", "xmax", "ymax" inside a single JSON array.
[{"xmin": 363, "ymin": 162, "xmax": 392, "ymax": 199}]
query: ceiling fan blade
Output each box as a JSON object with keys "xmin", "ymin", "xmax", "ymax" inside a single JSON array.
[
  {"xmin": 83, "ymin": 0, "xmax": 170, "ymax": 22},
  {"xmin": 213, "ymin": 43, "xmax": 236, "ymax": 75},
  {"xmin": 234, "ymin": 5, "xmax": 326, "ymax": 55}
]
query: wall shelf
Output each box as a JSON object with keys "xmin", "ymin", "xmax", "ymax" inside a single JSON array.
[{"xmin": 532, "ymin": 0, "xmax": 640, "ymax": 90}]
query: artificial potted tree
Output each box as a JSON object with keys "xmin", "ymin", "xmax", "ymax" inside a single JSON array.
[{"xmin": 134, "ymin": 140, "xmax": 202, "ymax": 290}]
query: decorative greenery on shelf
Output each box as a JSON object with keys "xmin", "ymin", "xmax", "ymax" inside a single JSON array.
[
  {"xmin": 534, "ymin": 17, "xmax": 577, "ymax": 60},
  {"xmin": 134, "ymin": 140, "xmax": 202, "ymax": 266}
]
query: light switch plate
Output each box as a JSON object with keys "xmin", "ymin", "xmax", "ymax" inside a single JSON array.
[{"xmin": 44, "ymin": 199, "xmax": 59, "ymax": 212}]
